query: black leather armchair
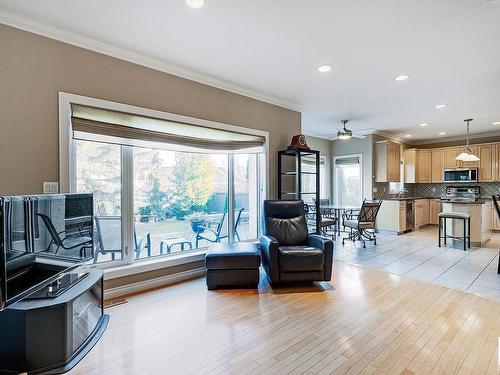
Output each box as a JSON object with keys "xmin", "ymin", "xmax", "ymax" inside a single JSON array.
[{"xmin": 259, "ymin": 200, "xmax": 334, "ymax": 285}]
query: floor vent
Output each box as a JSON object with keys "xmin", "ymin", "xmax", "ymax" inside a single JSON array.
[{"xmin": 102, "ymin": 297, "xmax": 128, "ymax": 309}]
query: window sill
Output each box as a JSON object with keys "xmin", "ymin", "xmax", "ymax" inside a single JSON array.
[{"xmin": 103, "ymin": 250, "xmax": 207, "ymax": 280}]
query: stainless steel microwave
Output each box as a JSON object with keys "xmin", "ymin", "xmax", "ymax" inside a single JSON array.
[{"xmin": 443, "ymin": 168, "xmax": 478, "ymax": 183}]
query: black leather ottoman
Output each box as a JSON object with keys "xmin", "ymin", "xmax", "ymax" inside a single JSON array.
[{"xmin": 205, "ymin": 242, "xmax": 261, "ymax": 290}]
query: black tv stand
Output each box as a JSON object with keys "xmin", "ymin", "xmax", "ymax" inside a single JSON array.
[{"xmin": 0, "ymin": 270, "xmax": 108, "ymax": 374}]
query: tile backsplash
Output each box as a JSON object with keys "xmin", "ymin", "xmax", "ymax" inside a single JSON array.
[
  {"xmin": 373, "ymin": 181, "xmax": 500, "ymax": 199},
  {"xmin": 415, "ymin": 182, "xmax": 500, "ymax": 198}
]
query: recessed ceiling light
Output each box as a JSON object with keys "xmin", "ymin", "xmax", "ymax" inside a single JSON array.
[
  {"xmin": 394, "ymin": 74, "xmax": 409, "ymax": 81},
  {"xmin": 185, "ymin": 0, "xmax": 204, "ymax": 8},
  {"xmin": 405, "ymin": 134, "xmax": 412, "ymax": 138},
  {"xmin": 439, "ymin": 131, "xmax": 446, "ymax": 136},
  {"xmin": 419, "ymin": 123, "xmax": 428, "ymax": 127},
  {"xmin": 435, "ymin": 104, "xmax": 448, "ymax": 109},
  {"xmin": 318, "ymin": 64, "xmax": 332, "ymax": 73},
  {"xmin": 493, "ymin": 121, "xmax": 500, "ymax": 125}
]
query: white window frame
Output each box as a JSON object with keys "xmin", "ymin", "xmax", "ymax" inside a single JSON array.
[
  {"xmin": 58, "ymin": 92, "xmax": 269, "ymax": 272},
  {"xmin": 333, "ymin": 153, "xmax": 363, "ymax": 206}
]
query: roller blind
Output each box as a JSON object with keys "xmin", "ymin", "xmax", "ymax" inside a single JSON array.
[
  {"xmin": 71, "ymin": 104, "xmax": 266, "ymax": 152},
  {"xmin": 335, "ymin": 156, "xmax": 360, "ymax": 166}
]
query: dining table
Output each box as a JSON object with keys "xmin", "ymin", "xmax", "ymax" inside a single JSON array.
[{"xmin": 319, "ymin": 204, "xmax": 360, "ymax": 237}]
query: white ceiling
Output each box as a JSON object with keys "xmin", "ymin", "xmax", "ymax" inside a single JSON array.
[{"xmin": 1, "ymin": 0, "xmax": 500, "ymax": 142}]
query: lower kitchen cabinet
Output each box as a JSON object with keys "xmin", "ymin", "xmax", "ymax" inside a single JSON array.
[
  {"xmin": 376, "ymin": 200, "xmax": 407, "ymax": 234},
  {"xmin": 429, "ymin": 199, "xmax": 441, "ymax": 225},
  {"xmin": 414, "ymin": 199, "xmax": 430, "ymax": 229}
]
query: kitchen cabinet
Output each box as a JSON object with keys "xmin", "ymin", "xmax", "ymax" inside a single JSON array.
[
  {"xmin": 497, "ymin": 144, "xmax": 500, "ymax": 182},
  {"xmin": 403, "ymin": 148, "xmax": 416, "ymax": 183},
  {"xmin": 431, "ymin": 149, "xmax": 445, "ymax": 182},
  {"xmin": 429, "ymin": 199, "xmax": 441, "ymax": 225},
  {"xmin": 416, "ymin": 150, "xmax": 432, "ymax": 183},
  {"xmin": 375, "ymin": 141, "xmax": 401, "ymax": 182},
  {"xmin": 376, "ymin": 200, "xmax": 407, "ymax": 233},
  {"xmin": 462, "ymin": 146, "xmax": 479, "ymax": 168},
  {"xmin": 478, "ymin": 145, "xmax": 496, "ymax": 182},
  {"xmin": 444, "ymin": 148, "xmax": 462, "ymax": 168},
  {"xmin": 414, "ymin": 199, "xmax": 430, "ymax": 229},
  {"xmin": 404, "ymin": 149, "xmax": 432, "ymax": 183}
]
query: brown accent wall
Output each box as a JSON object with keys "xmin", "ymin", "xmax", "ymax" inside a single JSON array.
[{"xmin": 0, "ymin": 24, "xmax": 300, "ymax": 196}]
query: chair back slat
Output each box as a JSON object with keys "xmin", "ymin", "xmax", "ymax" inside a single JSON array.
[
  {"xmin": 357, "ymin": 200, "xmax": 382, "ymax": 223},
  {"xmin": 492, "ymin": 195, "xmax": 500, "ymax": 221}
]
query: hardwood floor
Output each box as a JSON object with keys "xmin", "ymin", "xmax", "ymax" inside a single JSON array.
[{"xmin": 69, "ymin": 260, "xmax": 500, "ymax": 374}]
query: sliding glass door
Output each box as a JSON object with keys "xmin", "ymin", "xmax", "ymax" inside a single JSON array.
[{"xmin": 333, "ymin": 155, "xmax": 363, "ymax": 207}]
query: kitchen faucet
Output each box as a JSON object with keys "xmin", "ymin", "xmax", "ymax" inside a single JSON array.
[{"xmin": 397, "ymin": 187, "xmax": 407, "ymax": 198}]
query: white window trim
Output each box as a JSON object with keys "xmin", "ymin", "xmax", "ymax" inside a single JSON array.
[
  {"xmin": 333, "ymin": 153, "xmax": 363, "ymax": 206},
  {"xmin": 59, "ymin": 92, "xmax": 269, "ymax": 274}
]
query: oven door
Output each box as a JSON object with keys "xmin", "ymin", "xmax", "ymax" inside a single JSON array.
[{"xmin": 444, "ymin": 168, "xmax": 477, "ymax": 183}]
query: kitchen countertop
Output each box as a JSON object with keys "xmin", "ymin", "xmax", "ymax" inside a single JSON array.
[
  {"xmin": 379, "ymin": 197, "xmax": 435, "ymax": 201},
  {"xmin": 379, "ymin": 197, "xmax": 487, "ymax": 204}
]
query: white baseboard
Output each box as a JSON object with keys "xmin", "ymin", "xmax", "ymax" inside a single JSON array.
[{"xmin": 104, "ymin": 268, "xmax": 206, "ymax": 299}]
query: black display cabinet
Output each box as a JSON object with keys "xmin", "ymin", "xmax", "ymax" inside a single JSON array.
[{"xmin": 278, "ymin": 149, "xmax": 320, "ymax": 234}]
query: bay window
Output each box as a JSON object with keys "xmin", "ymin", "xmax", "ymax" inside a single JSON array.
[{"xmin": 61, "ymin": 93, "xmax": 267, "ymax": 266}]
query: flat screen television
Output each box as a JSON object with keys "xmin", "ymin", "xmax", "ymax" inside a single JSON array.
[{"xmin": 0, "ymin": 193, "xmax": 94, "ymax": 310}]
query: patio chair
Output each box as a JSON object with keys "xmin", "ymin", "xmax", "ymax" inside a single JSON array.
[
  {"xmin": 37, "ymin": 213, "xmax": 93, "ymax": 259},
  {"xmin": 195, "ymin": 208, "xmax": 244, "ymax": 248},
  {"xmin": 94, "ymin": 216, "xmax": 151, "ymax": 262},
  {"xmin": 341, "ymin": 200, "xmax": 382, "ymax": 248}
]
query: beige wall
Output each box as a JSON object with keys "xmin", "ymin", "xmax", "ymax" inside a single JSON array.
[{"xmin": 0, "ymin": 24, "xmax": 300, "ymax": 197}]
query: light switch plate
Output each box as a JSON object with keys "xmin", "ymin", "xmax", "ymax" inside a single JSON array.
[{"xmin": 43, "ymin": 182, "xmax": 59, "ymax": 194}]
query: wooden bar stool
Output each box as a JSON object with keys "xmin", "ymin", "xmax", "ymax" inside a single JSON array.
[{"xmin": 438, "ymin": 212, "xmax": 471, "ymax": 251}]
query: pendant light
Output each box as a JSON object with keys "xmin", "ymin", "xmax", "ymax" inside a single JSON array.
[
  {"xmin": 455, "ymin": 118, "xmax": 480, "ymax": 162},
  {"xmin": 337, "ymin": 120, "xmax": 353, "ymax": 140}
]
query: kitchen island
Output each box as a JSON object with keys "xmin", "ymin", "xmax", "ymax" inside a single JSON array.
[{"xmin": 441, "ymin": 200, "xmax": 491, "ymax": 246}]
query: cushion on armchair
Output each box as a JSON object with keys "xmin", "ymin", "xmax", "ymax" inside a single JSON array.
[
  {"xmin": 278, "ymin": 246, "xmax": 325, "ymax": 272},
  {"xmin": 266, "ymin": 216, "xmax": 309, "ymax": 245}
]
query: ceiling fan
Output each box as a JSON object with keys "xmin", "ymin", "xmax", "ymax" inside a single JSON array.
[{"xmin": 332, "ymin": 120, "xmax": 368, "ymax": 140}]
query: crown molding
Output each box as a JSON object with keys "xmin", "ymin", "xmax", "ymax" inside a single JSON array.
[
  {"xmin": 371, "ymin": 130, "xmax": 409, "ymax": 144},
  {"xmin": 0, "ymin": 8, "xmax": 304, "ymax": 113},
  {"xmin": 301, "ymin": 130, "xmax": 332, "ymax": 140},
  {"xmin": 412, "ymin": 130, "xmax": 500, "ymax": 146}
]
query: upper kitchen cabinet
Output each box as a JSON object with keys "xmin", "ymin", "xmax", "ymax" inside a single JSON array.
[
  {"xmin": 444, "ymin": 146, "xmax": 479, "ymax": 168},
  {"xmin": 431, "ymin": 149, "xmax": 445, "ymax": 182},
  {"xmin": 444, "ymin": 147, "xmax": 462, "ymax": 168},
  {"xmin": 479, "ymin": 144, "xmax": 496, "ymax": 182},
  {"xmin": 462, "ymin": 146, "xmax": 479, "ymax": 168},
  {"xmin": 416, "ymin": 150, "xmax": 432, "ymax": 183},
  {"xmin": 375, "ymin": 140, "xmax": 401, "ymax": 182},
  {"xmin": 404, "ymin": 148, "xmax": 431, "ymax": 183},
  {"xmin": 403, "ymin": 148, "xmax": 416, "ymax": 183}
]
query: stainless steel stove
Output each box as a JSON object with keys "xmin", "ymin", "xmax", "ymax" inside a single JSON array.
[{"xmin": 441, "ymin": 186, "xmax": 480, "ymax": 202}]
